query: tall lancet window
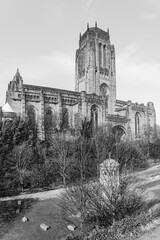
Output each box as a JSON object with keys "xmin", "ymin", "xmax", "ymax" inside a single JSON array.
[
  {"xmin": 82, "ymin": 51, "xmax": 85, "ymax": 75},
  {"xmin": 106, "ymin": 46, "xmax": 110, "ymax": 69},
  {"xmin": 61, "ymin": 107, "xmax": 69, "ymax": 130},
  {"xmin": 27, "ymin": 106, "xmax": 36, "ymax": 125},
  {"xmin": 45, "ymin": 108, "xmax": 53, "ymax": 132},
  {"xmin": 81, "ymin": 51, "xmax": 84, "ymax": 70},
  {"xmin": 103, "ymin": 45, "xmax": 106, "ymax": 68},
  {"xmin": 99, "ymin": 43, "xmax": 102, "ymax": 67},
  {"xmin": 135, "ymin": 112, "xmax": 140, "ymax": 138}
]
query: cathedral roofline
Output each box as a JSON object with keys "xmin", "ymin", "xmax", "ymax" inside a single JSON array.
[
  {"xmin": 23, "ymin": 84, "xmax": 81, "ymax": 96},
  {"xmin": 116, "ymin": 99, "xmax": 128, "ymax": 105}
]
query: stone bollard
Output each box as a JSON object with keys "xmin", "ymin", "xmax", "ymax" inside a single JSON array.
[
  {"xmin": 16, "ymin": 208, "xmax": 20, "ymax": 214},
  {"xmin": 22, "ymin": 216, "xmax": 29, "ymax": 222},
  {"xmin": 40, "ymin": 223, "xmax": 50, "ymax": 231},
  {"xmin": 18, "ymin": 200, "xmax": 22, "ymax": 205},
  {"xmin": 67, "ymin": 224, "xmax": 76, "ymax": 231}
]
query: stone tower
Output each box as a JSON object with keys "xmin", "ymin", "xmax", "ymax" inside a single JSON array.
[
  {"xmin": 75, "ymin": 23, "xmax": 116, "ymax": 114},
  {"xmin": 6, "ymin": 69, "xmax": 24, "ymax": 117}
]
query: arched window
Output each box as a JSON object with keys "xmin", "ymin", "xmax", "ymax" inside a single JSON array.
[
  {"xmin": 44, "ymin": 108, "xmax": 53, "ymax": 133},
  {"xmin": 112, "ymin": 125, "xmax": 126, "ymax": 142},
  {"xmin": 99, "ymin": 43, "xmax": 102, "ymax": 67},
  {"xmin": 135, "ymin": 113, "xmax": 140, "ymax": 138},
  {"xmin": 61, "ymin": 107, "xmax": 69, "ymax": 130},
  {"xmin": 100, "ymin": 83, "xmax": 108, "ymax": 96},
  {"xmin": 27, "ymin": 106, "xmax": 36, "ymax": 124},
  {"xmin": 91, "ymin": 105, "xmax": 98, "ymax": 132},
  {"xmin": 44, "ymin": 108, "xmax": 58, "ymax": 138}
]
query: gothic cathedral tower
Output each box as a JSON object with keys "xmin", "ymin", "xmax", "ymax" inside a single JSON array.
[{"xmin": 75, "ymin": 23, "xmax": 116, "ymax": 114}]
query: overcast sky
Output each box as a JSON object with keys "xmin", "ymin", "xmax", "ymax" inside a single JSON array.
[{"xmin": 0, "ymin": 0, "xmax": 160, "ymax": 124}]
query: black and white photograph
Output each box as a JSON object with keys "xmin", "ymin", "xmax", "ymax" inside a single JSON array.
[{"xmin": 0, "ymin": 0, "xmax": 160, "ymax": 239}]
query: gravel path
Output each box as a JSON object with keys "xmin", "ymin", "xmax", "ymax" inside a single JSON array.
[
  {"xmin": 0, "ymin": 164, "xmax": 160, "ymax": 202},
  {"xmin": 0, "ymin": 188, "xmax": 65, "ymax": 201}
]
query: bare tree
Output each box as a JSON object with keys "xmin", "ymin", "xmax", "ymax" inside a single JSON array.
[
  {"xmin": 6, "ymin": 143, "xmax": 33, "ymax": 192},
  {"xmin": 58, "ymin": 135, "xmax": 94, "ymax": 235},
  {"xmin": 58, "ymin": 169, "xmax": 146, "ymax": 238},
  {"xmin": 49, "ymin": 133, "xmax": 75, "ymax": 186}
]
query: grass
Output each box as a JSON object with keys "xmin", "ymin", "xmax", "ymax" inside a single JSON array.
[
  {"xmin": 0, "ymin": 198, "xmax": 70, "ymax": 240},
  {"xmin": 152, "ymin": 189, "xmax": 160, "ymax": 199},
  {"xmin": 0, "ymin": 198, "xmax": 37, "ymax": 239},
  {"xmin": 1, "ymin": 164, "xmax": 160, "ymax": 240}
]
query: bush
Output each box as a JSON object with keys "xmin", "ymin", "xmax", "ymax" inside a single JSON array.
[
  {"xmin": 115, "ymin": 141, "xmax": 149, "ymax": 172},
  {"xmin": 93, "ymin": 129, "xmax": 149, "ymax": 173},
  {"xmin": 85, "ymin": 212, "xmax": 153, "ymax": 240},
  {"xmin": 66, "ymin": 212, "xmax": 154, "ymax": 240},
  {"xmin": 58, "ymin": 173, "xmax": 147, "ymax": 236},
  {"xmin": 84, "ymin": 175, "xmax": 146, "ymax": 228},
  {"xmin": 149, "ymin": 139, "xmax": 160, "ymax": 159}
]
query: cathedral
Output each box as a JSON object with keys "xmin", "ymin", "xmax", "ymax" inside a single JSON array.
[{"xmin": 1, "ymin": 23, "xmax": 157, "ymax": 141}]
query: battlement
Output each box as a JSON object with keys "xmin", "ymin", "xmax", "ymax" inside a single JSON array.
[
  {"xmin": 106, "ymin": 114, "xmax": 129, "ymax": 123},
  {"xmin": 23, "ymin": 84, "xmax": 81, "ymax": 96},
  {"xmin": 80, "ymin": 26, "xmax": 110, "ymax": 47}
]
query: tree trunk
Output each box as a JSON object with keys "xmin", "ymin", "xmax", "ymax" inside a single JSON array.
[{"xmin": 62, "ymin": 174, "xmax": 66, "ymax": 187}]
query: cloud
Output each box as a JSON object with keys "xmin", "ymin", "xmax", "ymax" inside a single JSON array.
[
  {"xmin": 22, "ymin": 52, "xmax": 75, "ymax": 88},
  {"xmin": 117, "ymin": 43, "xmax": 160, "ymax": 86},
  {"xmin": 42, "ymin": 51, "xmax": 74, "ymax": 72},
  {"xmin": 148, "ymin": 0, "xmax": 160, "ymax": 5},
  {"xmin": 82, "ymin": 0, "xmax": 97, "ymax": 21},
  {"xmin": 44, "ymin": 1, "xmax": 64, "ymax": 21},
  {"xmin": 0, "ymin": 51, "xmax": 75, "ymax": 106},
  {"xmin": 116, "ymin": 43, "xmax": 160, "ymax": 123},
  {"xmin": 82, "ymin": 0, "xmax": 95, "ymax": 11},
  {"xmin": 141, "ymin": 12, "xmax": 158, "ymax": 21}
]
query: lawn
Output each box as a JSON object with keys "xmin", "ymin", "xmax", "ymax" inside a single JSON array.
[
  {"xmin": 1, "ymin": 164, "xmax": 160, "ymax": 240},
  {"xmin": 152, "ymin": 189, "xmax": 160, "ymax": 199},
  {"xmin": 0, "ymin": 198, "xmax": 70, "ymax": 240}
]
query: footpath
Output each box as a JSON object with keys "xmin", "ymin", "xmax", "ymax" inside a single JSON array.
[
  {"xmin": 0, "ymin": 164, "xmax": 159, "ymax": 202},
  {"xmin": 0, "ymin": 188, "xmax": 65, "ymax": 201}
]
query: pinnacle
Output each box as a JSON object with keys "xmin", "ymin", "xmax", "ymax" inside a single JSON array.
[
  {"xmin": 13, "ymin": 68, "xmax": 22, "ymax": 82},
  {"xmin": 16, "ymin": 68, "xmax": 20, "ymax": 76}
]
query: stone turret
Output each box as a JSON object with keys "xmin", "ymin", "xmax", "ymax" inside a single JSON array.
[
  {"xmin": 7, "ymin": 69, "xmax": 23, "ymax": 94},
  {"xmin": 147, "ymin": 102, "xmax": 157, "ymax": 140},
  {"xmin": 6, "ymin": 69, "xmax": 24, "ymax": 117}
]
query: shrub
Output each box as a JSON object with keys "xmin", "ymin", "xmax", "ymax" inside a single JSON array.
[
  {"xmin": 66, "ymin": 212, "xmax": 154, "ymax": 240},
  {"xmin": 115, "ymin": 141, "xmax": 149, "ymax": 172},
  {"xmin": 58, "ymin": 173, "xmax": 147, "ymax": 236},
  {"xmin": 84, "ymin": 175, "xmax": 146, "ymax": 228},
  {"xmin": 86, "ymin": 212, "xmax": 153, "ymax": 240},
  {"xmin": 149, "ymin": 139, "xmax": 160, "ymax": 159}
]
